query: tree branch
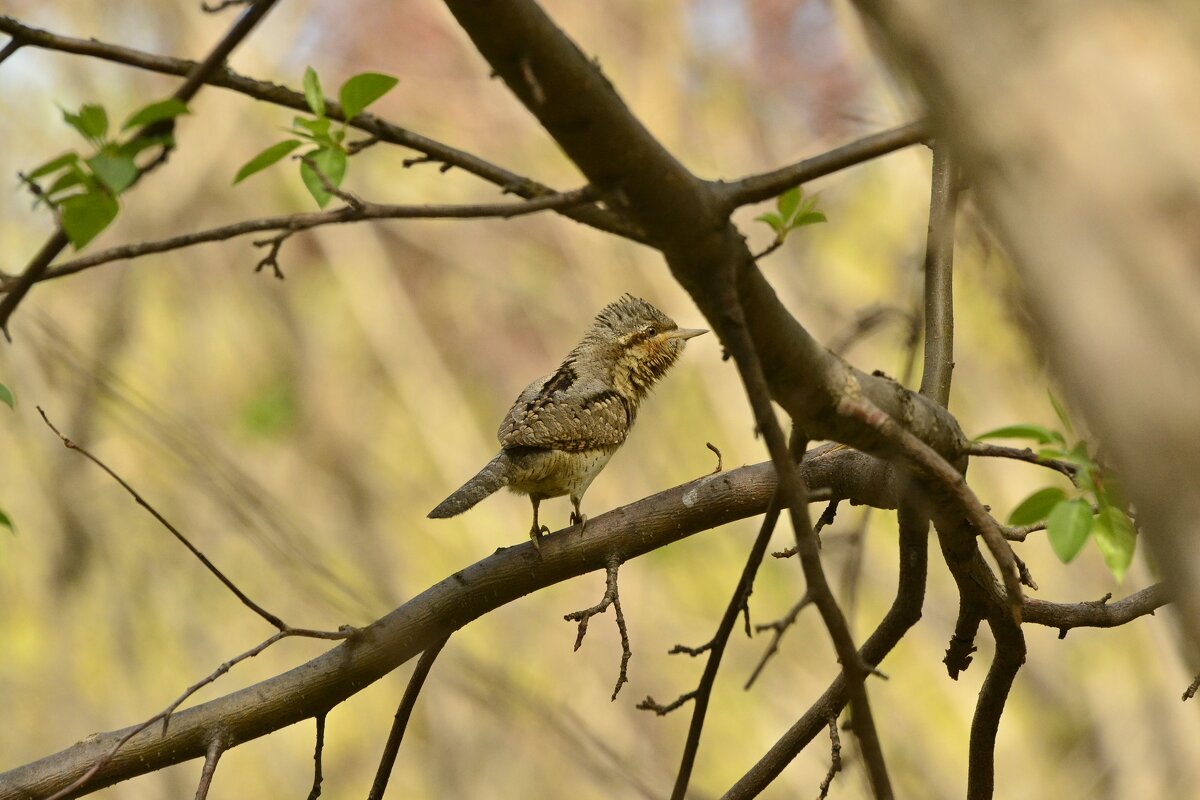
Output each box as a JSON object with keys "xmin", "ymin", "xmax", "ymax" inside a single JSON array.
[
  {"xmin": 721, "ymin": 495, "xmax": 930, "ymax": 799},
  {"xmin": 0, "ymin": 14, "xmax": 641, "ymax": 244},
  {"xmin": 639, "ymin": 491, "xmax": 783, "ymax": 800},
  {"xmin": 367, "ymin": 635, "xmax": 451, "ymax": 800},
  {"xmin": 918, "ymin": 140, "xmax": 958, "ymax": 405},
  {"xmin": 966, "ymin": 442, "xmax": 1079, "ymax": 482},
  {"xmin": 30, "ymin": 186, "xmax": 598, "ymax": 284},
  {"xmin": 0, "ymin": 454, "xmax": 879, "ymax": 800},
  {"xmin": 719, "ymin": 121, "xmax": 929, "ymax": 208}
]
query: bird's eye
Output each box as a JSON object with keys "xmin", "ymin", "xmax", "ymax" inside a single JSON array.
[{"xmin": 644, "ymin": 326, "xmax": 657, "ymax": 337}]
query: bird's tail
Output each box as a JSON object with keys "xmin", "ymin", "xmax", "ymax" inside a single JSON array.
[{"xmin": 428, "ymin": 453, "xmax": 511, "ymax": 518}]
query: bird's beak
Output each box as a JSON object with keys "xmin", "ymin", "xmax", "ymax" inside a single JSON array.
[{"xmin": 670, "ymin": 328, "xmax": 708, "ymax": 341}]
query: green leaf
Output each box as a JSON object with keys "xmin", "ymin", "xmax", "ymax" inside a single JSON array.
[
  {"xmin": 122, "ymin": 98, "xmax": 189, "ymax": 130},
  {"xmin": 794, "ymin": 210, "xmax": 827, "ymax": 227},
  {"xmin": 60, "ymin": 190, "xmax": 120, "ymax": 249},
  {"xmin": 0, "ymin": 509, "xmax": 14, "ymax": 535},
  {"xmin": 46, "ymin": 167, "xmax": 89, "ymax": 200},
  {"xmin": 973, "ymin": 423, "xmax": 1063, "ymax": 445},
  {"xmin": 776, "ymin": 186, "xmax": 802, "ymax": 221},
  {"xmin": 63, "ymin": 103, "xmax": 109, "ymax": 142},
  {"xmin": 1008, "ymin": 486, "xmax": 1067, "ymax": 526},
  {"xmin": 1092, "ymin": 506, "xmax": 1136, "ymax": 582},
  {"xmin": 303, "ymin": 66, "xmax": 326, "ymax": 117},
  {"xmin": 1048, "ymin": 390, "xmax": 1073, "ymax": 436},
  {"xmin": 1045, "ymin": 499, "xmax": 1093, "ymax": 563},
  {"xmin": 0, "ymin": 382, "xmax": 13, "ymax": 410},
  {"xmin": 292, "ymin": 116, "xmax": 334, "ymax": 145},
  {"xmin": 299, "ymin": 146, "xmax": 347, "ymax": 208},
  {"xmin": 87, "ymin": 151, "xmax": 138, "ymax": 194},
  {"xmin": 233, "ymin": 140, "xmax": 303, "ymax": 184},
  {"xmin": 755, "ymin": 212, "xmax": 783, "ymax": 234},
  {"xmin": 338, "ymin": 72, "xmax": 398, "ymax": 119},
  {"xmin": 27, "ymin": 152, "xmax": 79, "ymax": 180}
]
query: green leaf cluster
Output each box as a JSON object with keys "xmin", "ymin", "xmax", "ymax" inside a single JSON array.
[
  {"xmin": 233, "ymin": 67, "xmax": 398, "ymax": 208},
  {"xmin": 24, "ymin": 99, "xmax": 188, "ymax": 249},
  {"xmin": 755, "ymin": 186, "xmax": 827, "ymax": 245},
  {"xmin": 976, "ymin": 393, "xmax": 1137, "ymax": 580}
]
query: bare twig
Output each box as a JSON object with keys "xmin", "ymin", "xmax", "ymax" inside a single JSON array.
[
  {"xmin": 706, "ymin": 441, "xmax": 723, "ymax": 473},
  {"xmin": 919, "ymin": 140, "xmax": 959, "ymax": 406},
  {"xmin": 307, "ymin": 714, "xmax": 326, "ymax": 800},
  {"xmin": 37, "ymin": 407, "xmax": 352, "ymax": 639},
  {"xmin": 720, "ymin": 121, "xmax": 930, "ymax": 207},
  {"xmin": 1184, "ymin": 673, "xmax": 1200, "ymax": 702},
  {"xmin": 564, "ymin": 555, "xmax": 632, "ymax": 700},
  {"xmin": 744, "ymin": 593, "xmax": 814, "ymax": 689},
  {"xmin": 252, "ymin": 229, "xmax": 294, "ymax": 279},
  {"xmin": 368, "ymin": 635, "xmax": 452, "ymax": 800},
  {"xmin": 817, "ymin": 716, "xmax": 843, "ymax": 800},
  {"xmin": 34, "ymin": 186, "xmax": 599, "ymax": 284},
  {"xmin": 638, "ymin": 691, "xmax": 697, "ymax": 716},
  {"xmin": 194, "ymin": 738, "xmax": 225, "ymax": 800},
  {"xmin": 966, "ymin": 442, "xmax": 1079, "ymax": 483},
  {"xmin": 638, "ymin": 492, "xmax": 783, "ymax": 800}
]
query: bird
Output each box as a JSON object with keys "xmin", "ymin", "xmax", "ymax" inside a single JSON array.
[{"xmin": 428, "ymin": 294, "xmax": 706, "ymax": 552}]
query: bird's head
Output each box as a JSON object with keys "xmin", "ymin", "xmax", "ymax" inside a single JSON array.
[{"xmin": 580, "ymin": 294, "xmax": 707, "ymax": 401}]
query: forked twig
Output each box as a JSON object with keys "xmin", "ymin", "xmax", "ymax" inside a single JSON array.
[{"xmin": 564, "ymin": 555, "xmax": 632, "ymax": 700}]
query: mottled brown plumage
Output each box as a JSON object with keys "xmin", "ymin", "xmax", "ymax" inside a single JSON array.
[{"xmin": 428, "ymin": 295, "xmax": 705, "ymax": 551}]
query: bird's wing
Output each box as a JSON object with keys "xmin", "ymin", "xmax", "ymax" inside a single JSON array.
[{"xmin": 498, "ymin": 365, "xmax": 631, "ymax": 451}]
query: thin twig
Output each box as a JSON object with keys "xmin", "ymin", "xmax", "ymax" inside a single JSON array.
[
  {"xmin": 194, "ymin": 737, "xmax": 225, "ymax": 800},
  {"xmin": 307, "ymin": 714, "xmax": 326, "ymax": 800},
  {"xmin": 919, "ymin": 140, "xmax": 958, "ymax": 406},
  {"xmin": 744, "ymin": 593, "xmax": 814, "ymax": 689},
  {"xmin": 37, "ymin": 406, "xmax": 354, "ymax": 637},
  {"xmin": 966, "ymin": 442, "xmax": 1079, "ymax": 483},
  {"xmin": 35, "ymin": 186, "xmax": 600, "ymax": 283},
  {"xmin": 564, "ymin": 555, "xmax": 632, "ymax": 700},
  {"xmin": 366, "ymin": 634, "xmax": 452, "ymax": 800},
  {"xmin": 721, "ymin": 121, "xmax": 930, "ymax": 207},
  {"xmin": 1183, "ymin": 673, "xmax": 1200, "ymax": 702},
  {"xmin": 816, "ymin": 716, "xmax": 843, "ymax": 800},
  {"xmin": 706, "ymin": 442, "xmax": 723, "ymax": 473},
  {"xmin": 638, "ymin": 492, "xmax": 783, "ymax": 800}
]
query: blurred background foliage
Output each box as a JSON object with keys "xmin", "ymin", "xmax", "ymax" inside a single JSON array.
[{"xmin": 0, "ymin": 1, "xmax": 1195, "ymax": 798}]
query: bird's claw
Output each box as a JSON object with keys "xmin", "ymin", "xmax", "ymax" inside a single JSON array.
[
  {"xmin": 570, "ymin": 511, "xmax": 587, "ymax": 532},
  {"xmin": 529, "ymin": 524, "xmax": 550, "ymax": 557}
]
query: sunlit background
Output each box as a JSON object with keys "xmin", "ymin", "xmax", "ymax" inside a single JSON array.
[{"xmin": 0, "ymin": 2, "xmax": 1195, "ymax": 798}]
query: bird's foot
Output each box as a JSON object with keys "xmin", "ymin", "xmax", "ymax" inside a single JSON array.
[
  {"xmin": 570, "ymin": 511, "xmax": 587, "ymax": 532},
  {"xmin": 529, "ymin": 524, "xmax": 550, "ymax": 556}
]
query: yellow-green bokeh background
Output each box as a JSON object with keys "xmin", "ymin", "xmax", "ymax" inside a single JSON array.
[{"xmin": 1, "ymin": 2, "xmax": 1195, "ymax": 798}]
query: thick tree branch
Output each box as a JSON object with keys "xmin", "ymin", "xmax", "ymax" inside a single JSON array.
[
  {"xmin": 0, "ymin": 453, "xmax": 877, "ymax": 800},
  {"xmin": 441, "ymin": 0, "xmax": 967, "ymax": 468}
]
